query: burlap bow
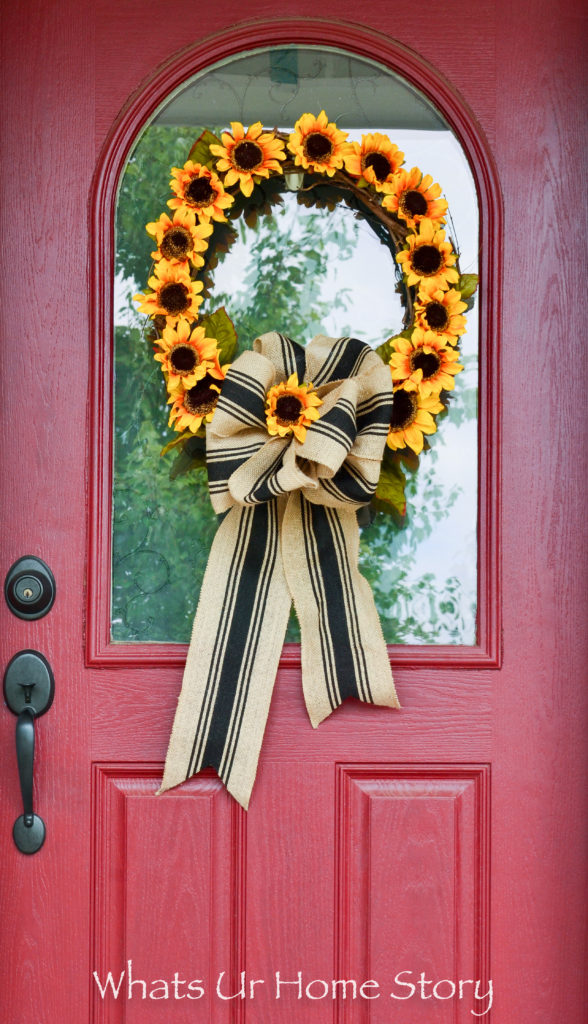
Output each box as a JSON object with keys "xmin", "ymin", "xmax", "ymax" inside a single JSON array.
[{"xmin": 159, "ymin": 333, "xmax": 400, "ymax": 808}]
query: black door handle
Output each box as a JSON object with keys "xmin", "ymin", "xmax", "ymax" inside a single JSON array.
[
  {"xmin": 16, "ymin": 708, "xmax": 37, "ymax": 828},
  {"xmin": 3, "ymin": 651, "xmax": 54, "ymax": 854}
]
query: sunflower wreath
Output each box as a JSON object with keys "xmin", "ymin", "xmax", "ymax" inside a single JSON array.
[{"xmin": 134, "ymin": 110, "xmax": 479, "ymax": 520}]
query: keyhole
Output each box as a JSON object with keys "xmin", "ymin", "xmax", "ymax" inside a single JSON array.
[{"xmin": 23, "ymin": 588, "xmax": 33, "ymax": 599}]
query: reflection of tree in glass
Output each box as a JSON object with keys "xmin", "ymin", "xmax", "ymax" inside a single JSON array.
[
  {"xmin": 116, "ymin": 125, "xmax": 209, "ymax": 286},
  {"xmin": 358, "ymin": 457, "xmax": 467, "ymax": 644},
  {"xmin": 112, "ymin": 127, "xmax": 361, "ymax": 641},
  {"xmin": 112, "ymin": 125, "xmax": 477, "ymax": 644},
  {"xmin": 213, "ymin": 199, "xmax": 355, "ymax": 352},
  {"xmin": 112, "ymin": 326, "xmax": 219, "ymax": 641}
]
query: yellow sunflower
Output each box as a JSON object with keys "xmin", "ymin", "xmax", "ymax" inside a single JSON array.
[
  {"xmin": 383, "ymin": 167, "xmax": 448, "ymax": 227},
  {"xmin": 134, "ymin": 262, "xmax": 203, "ymax": 327},
  {"xmin": 209, "ymin": 122, "xmax": 285, "ymax": 198},
  {"xmin": 265, "ymin": 373, "xmax": 322, "ymax": 443},
  {"xmin": 396, "ymin": 218, "xmax": 459, "ymax": 290},
  {"xmin": 386, "ymin": 385, "xmax": 444, "ymax": 455},
  {"xmin": 288, "ymin": 110, "xmax": 351, "ymax": 177},
  {"xmin": 167, "ymin": 368, "xmax": 226, "ymax": 434},
  {"xmin": 146, "ymin": 209, "xmax": 213, "ymax": 267},
  {"xmin": 414, "ymin": 281, "xmax": 468, "ymax": 343},
  {"xmin": 168, "ymin": 161, "xmax": 234, "ymax": 222},
  {"xmin": 389, "ymin": 328, "xmax": 463, "ymax": 397},
  {"xmin": 344, "ymin": 132, "xmax": 404, "ymax": 192},
  {"xmin": 154, "ymin": 321, "xmax": 224, "ymax": 391}
]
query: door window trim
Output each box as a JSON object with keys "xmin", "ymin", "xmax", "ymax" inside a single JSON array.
[{"xmin": 87, "ymin": 21, "xmax": 502, "ymax": 669}]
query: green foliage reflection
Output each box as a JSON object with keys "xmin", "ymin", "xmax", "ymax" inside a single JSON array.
[{"xmin": 112, "ymin": 125, "xmax": 477, "ymax": 645}]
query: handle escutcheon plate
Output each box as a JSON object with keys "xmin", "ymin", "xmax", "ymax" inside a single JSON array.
[{"xmin": 3, "ymin": 651, "xmax": 54, "ymax": 854}]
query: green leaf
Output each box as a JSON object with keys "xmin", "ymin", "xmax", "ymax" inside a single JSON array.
[
  {"xmin": 399, "ymin": 447, "xmax": 420, "ymax": 473},
  {"xmin": 375, "ymin": 331, "xmax": 412, "ymax": 364},
  {"xmin": 375, "ymin": 335, "xmax": 399, "ymax": 364},
  {"xmin": 244, "ymin": 207, "xmax": 259, "ymax": 230},
  {"xmin": 458, "ymin": 274, "xmax": 479, "ymax": 300},
  {"xmin": 200, "ymin": 306, "xmax": 237, "ymax": 364},
  {"xmin": 169, "ymin": 442, "xmax": 207, "ymax": 480},
  {"xmin": 160, "ymin": 430, "xmax": 191, "ymax": 457},
  {"xmin": 161, "ymin": 429, "xmax": 207, "ymax": 462},
  {"xmin": 375, "ymin": 458, "xmax": 407, "ymax": 517},
  {"xmin": 187, "ymin": 129, "xmax": 222, "ymax": 169},
  {"xmin": 184, "ymin": 433, "xmax": 206, "ymax": 456}
]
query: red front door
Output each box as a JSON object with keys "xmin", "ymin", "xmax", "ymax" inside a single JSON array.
[{"xmin": 1, "ymin": 4, "xmax": 586, "ymax": 1024}]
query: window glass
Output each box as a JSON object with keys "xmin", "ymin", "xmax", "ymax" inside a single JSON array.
[{"xmin": 112, "ymin": 46, "xmax": 478, "ymax": 645}]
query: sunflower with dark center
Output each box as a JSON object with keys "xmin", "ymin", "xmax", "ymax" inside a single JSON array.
[
  {"xmin": 210, "ymin": 121, "xmax": 286, "ymax": 198},
  {"xmin": 383, "ymin": 167, "xmax": 448, "ymax": 228},
  {"xmin": 386, "ymin": 385, "xmax": 444, "ymax": 455},
  {"xmin": 134, "ymin": 262, "xmax": 204, "ymax": 327},
  {"xmin": 154, "ymin": 321, "xmax": 224, "ymax": 392},
  {"xmin": 344, "ymin": 133, "xmax": 404, "ymax": 192},
  {"xmin": 415, "ymin": 281, "xmax": 468, "ymax": 343},
  {"xmin": 146, "ymin": 209, "xmax": 213, "ymax": 267},
  {"xmin": 265, "ymin": 373, "xmax": 323, "ymax": 443},
  {"xmin": 138, "ymin": 115, "xmax": 479, "ymax": 473},
  {"xmin": 389, "ymin": 328, "xmax": 463, "ymax": 397},
  {"xmin": 396, "ymin": 218, "xmax": 459, "ymax": 290},
  {"xmin": 168, "ymin": 161, "xmax": 234, "ymax": 222},
  {"xmin": 288, "ymin": 110, "xmax": 351, "ymax": 177},
  {"xmin": 167, "ymin": 370, "xmax": 225, "ymax": 434}
]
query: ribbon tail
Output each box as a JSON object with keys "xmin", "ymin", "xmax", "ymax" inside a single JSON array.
[
  {"xmin": 282, "ymin": 491, "xmax": 400, "ymax": 727},
  {"xmin": 158, "ymin": 499, "xmax": 291, "ymax": 809}
]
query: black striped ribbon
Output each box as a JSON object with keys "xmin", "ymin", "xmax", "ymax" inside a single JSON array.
[{"xmin": 159, "ymin": 333, "xmax": 400, "ymax": 808}]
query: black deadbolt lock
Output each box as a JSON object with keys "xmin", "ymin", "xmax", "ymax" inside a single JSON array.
[{"xmin": 4, "ymin": 557, "xmax": 56, "ymax": 620}]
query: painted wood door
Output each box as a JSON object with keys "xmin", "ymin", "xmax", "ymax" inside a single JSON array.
[{"xmin": 0, "ymin": 3, "xmax": 586, "ymax": 1023}]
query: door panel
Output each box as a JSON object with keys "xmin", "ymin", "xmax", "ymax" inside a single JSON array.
[
  {"xmin": 92, "ymin": 769, "xmax": 240, "ymax": 1024},
  {"xmin": 91, "ymin": 763, "xmax": 489, "ymax": 1022},
  {"xmin": 1, "ymin": 3, "xmax": 586, "ymax": 1024},
  {"xmin": 336, "ymin": 765, "xmax": 489, "ymax": 1024}
]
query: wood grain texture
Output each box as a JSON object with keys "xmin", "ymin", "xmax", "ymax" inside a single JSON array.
[
  {"xmin": 491, "ymin": 2, "xmax": 588, "ymax": 1021},
  {"xmin": 0, "ymin": 2, "xmax": 95, "ymax": 1023},
  {"xmin": 91, "ymin": 1, "xmax": 497, "ymax": 152},
  {"xmin": 91, "ymin": 767, "xmax": 245, "ymax": 1023},
  {"xmin": 0, "ymin": 1, "xmax": 586, "ymax": 1022},
  {"xmin": 89, "ymin": 666, "xmax": 492, "ymax": 764},
  {"xmin": 336, "ymin": 766, "xmax": 490, "ymax": 1024},
  {"xmin": 243, "ymin": 762, "xmax": 336, "ymax": 1022}
]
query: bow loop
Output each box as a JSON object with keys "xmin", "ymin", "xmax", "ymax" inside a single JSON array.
[
  {"xmin": 253, "ymin": 331, "xmax": 307, "ymax": 382},
  {"xmin": 207, "ymin": 333, "xmax": 393, "ymax": 513},
  {"xmin": 160, "ymin": 332, "xmax": 399, "ymax": 809}
]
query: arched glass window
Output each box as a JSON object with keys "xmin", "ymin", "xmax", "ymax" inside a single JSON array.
[{"xmin": 111, "ymin": 45, "xmax": 479, "ymax": 646}]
